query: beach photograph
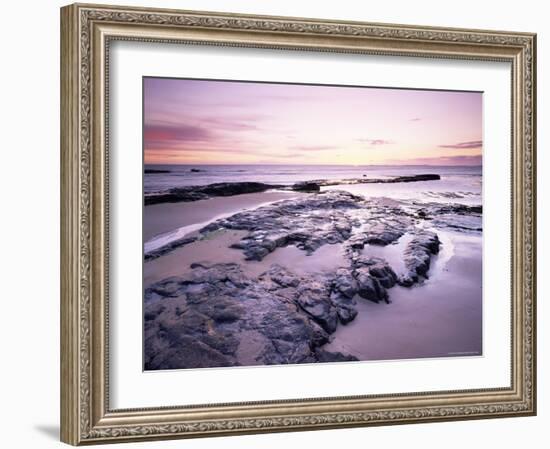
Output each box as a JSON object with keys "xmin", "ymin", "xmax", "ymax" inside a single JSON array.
[{"xmin": 142, "ymin": 77, "xmax": 483, "ymax": 371}]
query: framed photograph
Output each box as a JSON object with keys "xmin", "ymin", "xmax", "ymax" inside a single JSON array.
[{"xmin": 60, "ymin": 3, "xmax": 537, "ymax": 445}]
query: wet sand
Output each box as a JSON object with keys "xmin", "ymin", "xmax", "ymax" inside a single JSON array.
[
  {"xmin": 144, "ymin": 229, "xmax": 248, "ymax": 286},
  {"xmin": 324, "ymin": 231, "xmax": 482, "ymax": 360},
  {"xmin": 143, "ymin": 187, "xmax": 482, "ymax": 364},
  {"xmin": 361, "ymin": 233, "xmax": 415, "ymax": 277},
  {"xmin": 144, "ymin": 190, "xmax": 300, "ymax": 241},
  {"xmin": 145, "ymin": 234, "xmax": 349, "ymax": 286},
  {"xmin": 245, "ymin": 243, "xmax": 349, "ymax": 278},
  {"xmin": 145, "ymin": 225, "xmax": 482, "ymax": 362}
]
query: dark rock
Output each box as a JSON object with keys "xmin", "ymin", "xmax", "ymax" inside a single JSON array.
[
  {"xmin": 363, "ymin": 221, "xmax": 408, "ymax": 246},
  {"xmin": 148, "ymin": 277, "xmax": 184, "ymax": 297},
  {"xmin": 270, "ymin": 266, "xmax": 301, "ymax": 288},
  {"xmin": 144, "ymin": 311, "xmax": 157, "ymax": 321},
  {"xmin": 144, "ymin": 235, "xmax": 197, "ymax": 261},
  {"xmin": 337, "ymin": 306, "xmax": 358, "ymax": 324},
  {"xmin": 207, "ymin": 191, "xmax": 363, "ymax": 261},
  {"xmin": 354, "ymin": 267, "xmax": 388, "ymax": 303},
  {"xmin": 343, "ymin": 218, "xmax": 410, "ymax": 254},
  {"xmin": 241, "ymin": 244, "xmax": 271, "ymax": 261},
  {"xmin": 431, "ymin": 214, "xmax": 482, "ymax": 232},
  {"xmin": 292, "ymin": 181, "xmax": 320, "ymax": 192},
  {"xmin": 299, "ymin": 301, "xmax": 338, "ymax": 333},
  {"xmin": 354, "ymin": 257, "xmax": 398, "ymax": 289},
  {"xmin": 295, "ymin": 277, "xmax": 338, "ymax": 333},
  {"xmin": 330, "ymin": 292, "xmax": 358, "ymax": 324},
  {"xmin": 347, "ymin": 232, "xmax": 370, "ymax": 249},
  {"xmin": 315, "ymin": 174, "xmax": 440, "ymax": 187},
  {"xmin": 145, "ymin": 174, "xmax": 441, "ymax": 206},
  {"xmin": 414, "ymin": 203, "xmax": 482, "ymax": 232},
  {"xmin": 144, "ymin": 263, "xmax": 341, "ymax": 370},
  {"xmin": 398, "ymin": 231, "xmax": 441, "ymax": 286},
  {"xmin": 333, "ymin": 268, "xmax": 358, "ymax": 298},
  {"xmin": 144, "ymin": 168, "xmax": 171, "ymax": 174},
  {"xmin": 145, "ymin": 335, "xmax": 234, "ymax": 370},
  {"xmin": 144, "ymin": 260, "xmax": 391, "ymax": 369},
  {"xmin": 390, "ymin": 174, "xmax": 440, "ymax": 183},
  {"xmin": 315, "ymin": 348, "xmax": 359, "ymax": 362},
  {"xmin": 145, "ymin": 182, "xmax": 282, "ymax": 205}
]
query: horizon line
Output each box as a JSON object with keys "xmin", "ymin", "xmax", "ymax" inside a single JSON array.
[{"xmin": 144, "ymin": 162, "xmax": 482, "ymax": 167}]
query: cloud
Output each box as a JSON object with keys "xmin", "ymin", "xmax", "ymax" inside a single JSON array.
[
  {"xmin": 357, "ymin": 139, "xmax": 394, "ymax": 146},
  {"xmin": 200, "ymin": 116, "xmax": 262, "ymax": 132},
  {"xmin": 145, "ymin": 146, "xmax": 268, "ymax": 158},
  {"xmin": 144, "ymin": 123, "xmax": 212, "ymax": 148},
  {"xmin": 289, "ymin": 145, "xmax": 337, "ymax": 152},
  {"xmin": 144, "ymin": 115, "xmax": 264, "ymax": 152},
  {"xmin": 438, "ymin": 140, "xmax": 483, "ymax": 149},
  {"xmin": 409, "ymin": 117, "xmax": 422, "ymax": 122},
  {"xmin": 270, "ymin": 153, "xmax": 303, "ymax": 159},
  {"xmin": 389, "ymin": 155, "xmax": 482, "ymax": 166}
]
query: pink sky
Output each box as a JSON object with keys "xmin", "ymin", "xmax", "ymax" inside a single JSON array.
[{"xmin": 144, "ymin": 77, "xmax": 482, "ymax": 166}]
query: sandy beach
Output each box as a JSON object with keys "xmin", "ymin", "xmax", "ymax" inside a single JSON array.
[
  {"xmin": 143, "ymin": 175, "xmax": 483, "ymax": 370},
  {"xmin": 144, "ymin": 190, "xmax": 300, "ymax": 240},
  {"xmin": 324, "ymin": 231, "xmax": 482, "ymax": 360}
]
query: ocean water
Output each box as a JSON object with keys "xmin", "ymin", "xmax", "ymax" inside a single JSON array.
[
  {"xmin": 144, "ymin": 164, "xmax": 482, "ymax": 204},
  {"xmin": 144, "ymin": 165, "xmax": 482, "ymax": 256}
]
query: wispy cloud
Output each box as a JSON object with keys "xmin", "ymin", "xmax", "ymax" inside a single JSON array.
[
  {"xmin": 146, "ymin": 146, "xmax": 269, "ymax": 157},
  {"xmin": 200, "ymin": 116, "xmax": 262, "ymax": 132},
  {"xmin": 144, "ymin": 115, "xmax": 265, "ymax": 151},
  {"xmin": 387, "ymin": 155, "xmax": 482, "ymax": 166},
  {"xmin": 357, "ymin": 138, "xmax": 394, "ymax": 146},
  {"xmin": 144, "ymin": 123, "xmax": 212, "ymax": 148},
  {"xmin": 270, "ymin": 153, "xmax": 303, "ymax": 159},
  {"xmin": 438, "ymin": 140, "xmax": 483, "ymax": 149},
  {"xmin": 289, "ymin": 145, "xmax": 337, "ymax": 152},
  {"xmin": 409, "ymin": 117, "xmax": 422, "ymax": 122}
]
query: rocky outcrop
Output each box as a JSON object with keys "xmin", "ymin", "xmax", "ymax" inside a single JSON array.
[
  {"xmin": 398, "ymin": 231, "xmax": 441, "ymax": 286},
  {"xmin": 145, "ymin": 182, "xmax": 282, "ymax": 205},
  {"xmin": 144, "ymin": 263, "xmax": 359, "ymax": 370},
  {"xmin": 345, "ymin": 222, "xmax": 406, "ymax": 249},
  {"xmin": 144, "ymin": 174, "xmax": 442, "ymax": 205},
  {"xmin": 144, "ymin": 168, "xmax": 171, "ymax": 174},
  {"xmin": 144, "ymin": 243, "xmax": 428, "ymax": 370},
  {"xmin": 144, "ymin": 235, "xmax": 197, "ymax": 261},
  {"xmin": 390, "ymin": 174, "xmax": 440, "ymax": 183},
  {"xmin": 292, "ymin": 181, "xmax": 321, "ymax": 192},
  {"xmin": 344, "ymin": 256, "xmax": 397, "ymax": 304},
  {"xmin": 205, "ymin": 190, "xmax": 362, "ymax": 260},
  {"xmin": 315, "ymin": 174, "xmax": 440, "ymax": 187},
  {"xmin": 415, "ymin": 203, "xmax": 482, "ymax": 232},
  {"xmin": 315, "ymin": 348, "xmax": 359, "ymax": 362}
]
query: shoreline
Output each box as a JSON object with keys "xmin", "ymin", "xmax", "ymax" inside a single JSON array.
[
  {"xmin": 143, "ymin": 228, "xmax": 481, "ymax": 369},
  {"xmin": 144, "ymin": 174, "xmax": 441, "ymax": 206},
  {"xmin": 324, "ymin": 231, "xmax": 482, "ymax": 361},
  {"xmin": 143, "ymin": 186, "xmax": 482, "ymax": 369},
  {"xmin": 144, "ymin": 190, "xmax": 482, "ymax": 370},
  {"xmin": 144, "ymin": 190, "xmax": 302, "ymax": 241}
]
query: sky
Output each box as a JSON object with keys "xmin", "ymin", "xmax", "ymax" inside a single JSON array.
[{"xmin": 143, "ymin": 77, "xmax": 482, "ymax": 166}]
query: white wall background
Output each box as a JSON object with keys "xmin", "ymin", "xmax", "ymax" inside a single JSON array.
[{"xmin": 0, "ymin": 0, "xmax": 545, "ymax": 448}]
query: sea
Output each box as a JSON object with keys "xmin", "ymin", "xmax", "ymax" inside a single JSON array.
[{"xmin": 144, "ymin": 164, "xmax": 482, "ymax": 205}]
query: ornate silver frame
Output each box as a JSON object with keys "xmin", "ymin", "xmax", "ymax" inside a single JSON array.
[{"xmin": 60, "ymin": 3, "xmax": 536, "ymax": 445}]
